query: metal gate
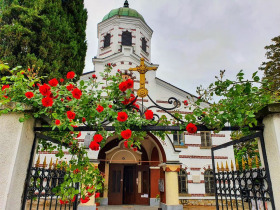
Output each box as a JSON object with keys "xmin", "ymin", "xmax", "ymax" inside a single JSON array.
[
  {"xmin": 21, "ymin": 133, "xmax": 79, "ymax": 210},
  {"xmin": 211, "ymin": 132, "xmax": 275, "ymax": 210}
]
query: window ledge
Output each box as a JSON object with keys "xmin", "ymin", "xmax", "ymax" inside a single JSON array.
[
  {"xmin": 174, "ymin": 145, "xmax": 188, "ymax": 148},
  {"xmin": 101, "ymin": 46, "xmax": 111, "ymax": 51},
  {"xmin": 200, "ymin": 146, "xmax": 212, "ymax": 149},
  {"xmin": 179, "ymin": 193, "xmax": 191, "ymax": 197},
  {"xmin": 205, "ymin": 193, "xmax": 215, "ymax": 196},
  {"xmin": 141, "ymin": 49, "xmax": 149, "ymax": 56}
]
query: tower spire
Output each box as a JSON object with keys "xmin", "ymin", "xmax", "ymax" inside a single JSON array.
[{"xmin": 124, "ymin": 0, "xmax": 129, "ymax": 8}]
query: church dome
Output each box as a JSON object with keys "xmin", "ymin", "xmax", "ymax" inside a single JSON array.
[{"xmin": 102, "ymin": 1, "xmax": 145, "ymax": 22}]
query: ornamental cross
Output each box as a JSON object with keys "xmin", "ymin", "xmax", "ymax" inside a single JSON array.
[{"xmin": 129, "ymin": 58, "xmax": 158, "ymax": 98}]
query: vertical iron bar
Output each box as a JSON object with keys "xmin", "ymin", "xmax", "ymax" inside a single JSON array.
[
  {"xmin": 258, "ymin": 132, "xmax": 276, "ymax": 210},
  {"xmin": 232, "ymin": 169, "xmax": 239, "ymax": 210},
  {"xmin": 226, "ymin": 170, "xmax": 233, "ymax": 210},
  {"xmin": 211, "ymin": 148, "xmax": 219, "ymax": 210},
  {"xmin": 21, "ymin": 133, "xmax": 37, "ymax": 210},
  {"xmin": 222, "ymin": 170, "xmax": 228, "ymax": 210}
]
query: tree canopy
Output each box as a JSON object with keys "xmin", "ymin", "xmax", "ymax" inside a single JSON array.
[
  {"xmin": 260, "ymin": 35, "xmax": 280, "ymax": 92},
  {"xmin": 0, "ymin": 0, "xmax": 87, "ymax": 80}
]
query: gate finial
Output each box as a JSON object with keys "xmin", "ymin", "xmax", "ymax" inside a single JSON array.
[
  {"xmin": 49, "ymin": 158, "xmax": 53, "ymax": 169},
  {"xmin": 217, "ymin": 162, "xmax": 220, "ymax": 172},
  {"xmin": 35, "ymin": 155, "xmax": 40, "ymax": 168},
  {"xmin": 255, "ymin": 156, "xmax": 259, "ymax": 168},
  {"xmin": 248, "ymin": 157, "xmax": 252, "ymax": 169},
  {"xmin": 43, "ymin": 156, "xmax": 47, "ymax": 168},
  {"xmin": 221, "ymin": 162, "xmax": 224, "ymax": 172},
  {"xmin": 54, "ymin": 159, "xmax": 58, "ymax": 169},
  {"xmin": 236, "ymin": 158, "xmax": 239, "ymax": 171},
  {"xmin": 225, "ymin": 161, "xmax": 229, "ymax": 172},
  {"xmin": 231, "ymin": 160, "xmax": 234, "ymax": 171},
  {"xmin": 242, "ymin": 157, "xmax": 245, "ymax": 170}
]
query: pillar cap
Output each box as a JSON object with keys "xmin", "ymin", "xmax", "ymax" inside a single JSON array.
[{"xmin": 256, "ymin": 103, "xmax": 280, "ymax": 120}]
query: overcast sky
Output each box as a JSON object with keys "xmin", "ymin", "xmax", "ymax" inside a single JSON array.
[{"xmin": 84, "ymin": 0, "xmax": 280, "ymax": 96}]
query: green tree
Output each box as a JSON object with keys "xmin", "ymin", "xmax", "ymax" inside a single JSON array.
[
  {"xmin": 259, "ymin": 35, "xmax": 280, "ymax": 92},
  {"xmin": 0, "ymin": 0, "xmax": 87, "ymax": 80}
]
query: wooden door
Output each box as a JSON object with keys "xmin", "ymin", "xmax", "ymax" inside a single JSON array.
[
  {"xmin": 135, "ymin": 165, "xmax": 150, "ymax": 205},
  {"xmin": 108, "ymin": 164, "xmax": 124, "ymax": 205},
  {"xmin": 123, "ymin": 165, "xmax": 136, "ymax": 204}
]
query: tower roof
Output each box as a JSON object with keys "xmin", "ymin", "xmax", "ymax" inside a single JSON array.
[{"xmin": 102, "ymin": 1, "xmax": 145, "ymax": 23}]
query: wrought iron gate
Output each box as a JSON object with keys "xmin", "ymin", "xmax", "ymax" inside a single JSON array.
[
  {"xmin": 21, "ymin": 133, "xmax": 79, "ymax": 210},
  {"xmin": 211, "ymin": 132, "xmax": 275, "ymax": 210}
]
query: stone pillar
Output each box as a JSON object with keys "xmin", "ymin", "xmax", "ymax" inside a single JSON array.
[
  {"xmin": 160, "ymin": 163, "xmax": 183, "ymax": 210},
  {"xmin": 0, "ymin": 110, "xmax": 35, "ymax": 210},
  {"xmin": 257, "ymin": 103, "xmax": 280, "ymax": 209}
]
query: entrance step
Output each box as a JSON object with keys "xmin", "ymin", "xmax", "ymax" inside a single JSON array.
[{"xmin": 97, "ymin": 206, "xmax": 158, "ymax": 210}]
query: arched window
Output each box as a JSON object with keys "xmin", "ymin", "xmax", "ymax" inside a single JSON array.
[
  {"xmin": 204, "ymin": 169, "xmax": 215, "ymax": 194},
  {"xmin": 178, "ymin": 168, "xmax": 188, "ymax": 194},
  {"xmin": 104, "ymin": 34, "xmax": 111, "ymax": 48},
  {"xmin": 122, "ymin": 31, "xmax": 132, "ymax": 46},
  {"xmin": 201, "ymin": 131, "xmax": 212, "ymax": 147},
  {"xmin": 141, "ymin": 38, "xmax": 147, "ymax": 52}
]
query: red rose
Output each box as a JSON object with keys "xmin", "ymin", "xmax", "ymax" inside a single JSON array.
[
  {"xmin": 89, "ymin": 141, "xmax": 100, "ymax": 151},
  {"xmin": 55, "ymin": 119, "xmax": 61, "ymax": 125},
  {"xmin": 107, "ymin": 63, "xmax": 111, "ymax": 66},
  {"xmin": 66, "ymin": 71, "xmax": 75, "ymax": 79},
  {"xmin": 117, "ymin": 112, "xmax": 128, "ymax": 122},
  {"xmin": 129, "ymin": 93, "xmax": 135, "ymax": 102},
  {"xmin": 72, "ymin": 88, "xmax": 82, "ymax": 99},
  {"xmin": 48, "ymin": 78, "xmax": 59, "ymax": 87},
  {"xmin": 117, "ymin": 69, "xmax": 120, "ymax": 72},
  {"xmin": 122, "ymin": 98, "xmax": 130, "ymax": 105},
  {"xmin": 3, "ymin": 95, "xmax": 8, "ymax": 99},
  {"xmin": 36, "ymin": 83, "xmax": 41, "ymax": 87},
  {"xmin": 77, "ymin": 132, "xmax": 81, "ymax": 138},
  {"xmin": 108, "ymin": 105, "xmax": 112, "ymax": 108},
  {"xmin": 71, "ymin": 196, "xmax": 76, "ymax": 203},
  {"xmin": 133, "ymin": 147, "xmax": 137, "ymax": 152},
  {"xmin": 80, "ymin": 196, "xmax": 90, "ymax": 203},
  {"xmin": 186, "ymin": 123, "xmax": 197, "ymax": 133},
  {"xmin": 121, "ymin": 129, "xmax": 132, "ymax": 139},
  {"xmin": 82, "ymin": 117, "xmax": 86, "ymax": 123},
  {"xmin": 59, "ymin": 200, "xmax": 69, "ymax": 205},
  {"xmin": 66, "ymin": 96, "xmax": 72, "ymax": 101},
  {"xmin": 67, "ymin": 111, "xmax": 76, "ymax": 120},
  {"xmin": 42, "ymin": 97, "xmax": 53, "ymax": 107},
  {"xmin": 95, "ymin": 192, "xmax": 100, "ymax": 198},
  {"xmin": 126, "ymin": 79, "xmax": 134, "ymax": 89},
  {"xmin": 119, "ymin": 82, "xmax": 128, "ymax": 92},
  {"xmin": 25, "ymin": 92, "xmax": 34, "ymax": 99},
  {"xmin": 96, "ymin": 105, "xmax": 104, "ymax": 113},
  {"xmin": 92, "ymin": 74, "xmax": 96, "ymax": 78},
  {"xmin": 184, "ymin": 100, "xmax": 188, "ymax": 106},
  {"xmin": 93, "ymin": 134, "xmax": 103, "ymax": 143},
  {"xmin": 60, "ymin": 78, "xmax": 64, "ymax": 83},
  {"xmin": 73, "ymin": 168, "xmax": 80, "ymax": 174},
  {"xmin": 145, "ymin": 110, "xmax": 154, "ymax": 120},
  {"xmin": 2, "ymin": 84, "xmax": 9, "ymax": 91},
  {"xmin": 66, "ymin": 84, "xmax": 74, "ymax": 91},
  {"xmin": 39, "ymin": 84, "xmax": 51, "ymax": 96},
  {"xmin": 124, "ymin": 140, "xmax": 128, "ymax": 148}
]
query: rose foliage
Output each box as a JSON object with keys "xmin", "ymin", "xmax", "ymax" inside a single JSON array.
[{"xmin": 0, "ymin": 63, "xmax": 279, "ymax": 201}]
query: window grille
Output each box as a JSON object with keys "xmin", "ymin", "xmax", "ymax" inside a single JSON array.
[
  {"xmin": 173, "ymin": 132, "xmax": 185, "ymax": 146},
  {"xmin": 201, "ymin": 131, "xmax": 212, "ymax": 147},
  {"xmin": 104, "ymin": 34, "xmax": 111, "ymax": 48},
  {"xmin": 178, "ymin": 169, "xmax": 188, "ymax": 194},
  {"xmin": 122, "ymin": 31, "xmax": 132, "ymax": 46},
  {"xmin": 204, "ymin": 169, "xmax": 215, "ymax": 194}
]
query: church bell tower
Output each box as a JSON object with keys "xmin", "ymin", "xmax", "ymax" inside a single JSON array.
[{"xmin": 92, "ymin": 0, "xmax": 158, "ymax": 83}]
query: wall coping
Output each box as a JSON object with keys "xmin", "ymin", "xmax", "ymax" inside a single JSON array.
[
  {"xmin": 256, "ymin": 103, "xmax": 280, "ymax": 120},
  {"xmin": 0, "ymin": 102, "xmax": 33, "ymax": 111}
]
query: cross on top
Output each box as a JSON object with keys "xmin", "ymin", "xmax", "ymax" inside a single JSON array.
[{"xmin": 129, "ymin": 58, "xmax": 158, "ymax": 98}]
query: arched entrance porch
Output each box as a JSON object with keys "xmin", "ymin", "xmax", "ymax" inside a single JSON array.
[{"xmin": 97, "ymin": 133, "xmax": 166, "ymax": 206}]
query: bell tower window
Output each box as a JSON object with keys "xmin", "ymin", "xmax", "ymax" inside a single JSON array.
[
  {"xmin": 122, "ymin": 31, "xmax": 132, "ymax": 46},
  {"xmin": 141, "ymin": 38, "xmax": 147, "ymax": 52},
  {"xmin": 104, "ymin": 34, "xmax": 111, "ymax": 48}
]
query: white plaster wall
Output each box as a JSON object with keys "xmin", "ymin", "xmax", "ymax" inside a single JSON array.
[{"xmin": 0, "ymin": 113, "xmax": 35, "ymax": 210}]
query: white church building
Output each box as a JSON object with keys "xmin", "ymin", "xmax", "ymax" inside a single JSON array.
[{"xmin": 38, "ymin": 1, "xmax": 235, "ymax": 209}]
